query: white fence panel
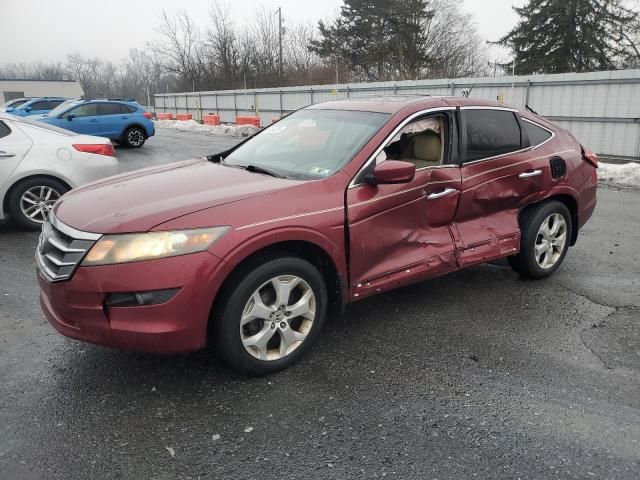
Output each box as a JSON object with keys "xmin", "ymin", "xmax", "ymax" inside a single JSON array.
[{"xmin": 154, "ymin": 69, "xmax": 640, "ymax": 159}]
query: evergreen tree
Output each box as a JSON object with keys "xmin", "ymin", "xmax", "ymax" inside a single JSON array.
[
  {"xmin": 498, "ymin": 0, "xmax": 637, "ymax": 74},
  {"xmin": 310, "ymin": 0, "xmax": 434, "ymax": 81}
]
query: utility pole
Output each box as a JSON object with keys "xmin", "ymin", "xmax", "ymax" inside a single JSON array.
[{"xmin": 276, "ymin": 7, "xmax": 283, "ymax": 78}]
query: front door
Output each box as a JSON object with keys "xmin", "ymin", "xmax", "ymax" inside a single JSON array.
[
  {"xmin": 62, "ymin": 103, "xmax": 100, "ymax": 135},
  {"xmin": 453, "ymin": 107, "xmax": 548, "ymax": 266},
  {"xmin": 347, "ymin": 111, "xmax": 461, "ymax": 300}
]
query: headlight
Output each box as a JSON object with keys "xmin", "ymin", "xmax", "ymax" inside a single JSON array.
[{"xmin": 82, "ymin": 227, "xmax": 229, "ymax": 266}]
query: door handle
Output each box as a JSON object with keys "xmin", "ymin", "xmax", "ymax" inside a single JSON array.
[
  {"xmin": 90, "ymin": 119, "xmax": 98, "ymax": 122},
  {"xmin": 427, "ymin": 188, "xmax": 458, "ymax": 200},
  {"xmin": 518, "ymin": 169, "xmax": 542, "ymax": 179},
  {"xmin": 0, "ymin": 151, "xmax": 15, "ymax": 158}
]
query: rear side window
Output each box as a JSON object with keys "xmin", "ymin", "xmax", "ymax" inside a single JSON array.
[
  {"xmin": 463, "ymin": 109, "xmax": 522, "ymax": 162},
  {"xmin": 523, "ymin": 120, "xmax": 553, "ymax": 146},
  {"xmin": 28, "ymin": 101, "xmax": 49, "ymax": 110},
  {"xmin": 122, "ymin": 104, "xmax": 137, "ymax": 113},
  {"xmin": 46, "ymin": 100, "xmax": 65, "ymax": 109},
  {"xmin": 0, "ymin": 121, "xmax": 11, "ymax": 139},
  {"xmin": 98, "ymin": 103, "xmax": 124, "ymax": 115}
]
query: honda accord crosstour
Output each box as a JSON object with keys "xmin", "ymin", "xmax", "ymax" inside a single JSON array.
[{"xmin": 36, "ymin": 96, "xmax": 598, "ymax": 374}]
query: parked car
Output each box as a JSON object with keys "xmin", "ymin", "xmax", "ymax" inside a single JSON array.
[
  {"xmin": 6, "ymin": 97, "xmax": 70, "ymax": 117},
  {"xmin": 33, "ymin": 99, "xmax": 155, "ymax": 148},
  {"xmin": 1, "ymin": 97, "xmax": 34, "ymax": 112},
  {"xmin": 0, "ymin": 113, "xmax": 119, "ymax": 230},
  {"xmin": 36, "ymin": 96, "xmax": 598, "ymax": 374}
]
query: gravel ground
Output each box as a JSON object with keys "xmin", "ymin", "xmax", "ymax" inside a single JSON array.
[{"xmin": 0, "ymin": 129, "xmax": 639, "ymax": 479}]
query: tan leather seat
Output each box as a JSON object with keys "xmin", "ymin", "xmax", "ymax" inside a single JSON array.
[{"xmin": 405, "ymin": 131, "xmax": 442, "ymax": 168}]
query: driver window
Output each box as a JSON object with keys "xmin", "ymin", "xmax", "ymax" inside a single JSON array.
[
  {"xmin": 375, "ymin": 115, "xmax": 445, "ymax": 169},
  {"xmin": 64, "ymin": 104, "xmax": 98, "ymax": 119}
]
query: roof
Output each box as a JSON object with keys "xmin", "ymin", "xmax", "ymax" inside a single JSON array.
[{"xmin": 307, "ymin": 95, "xmax": 508, "ymax": 114}]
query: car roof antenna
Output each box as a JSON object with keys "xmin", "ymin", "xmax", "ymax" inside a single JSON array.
[{"xmin": 525, "ymin": 104, "xmax": 539, "ymax": 115}]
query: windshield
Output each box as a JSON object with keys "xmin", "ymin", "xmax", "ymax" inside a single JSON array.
[
  {"xmin": 223, "ymin": 109, "xmax": 389, "ymax": 180},
  {"xmin": 46, "ymin": 99, "xmax": 81, "ymax": 117},
  {"xmin": 5, "ymin": 99, "xmax": 28, "ymax": 108}
]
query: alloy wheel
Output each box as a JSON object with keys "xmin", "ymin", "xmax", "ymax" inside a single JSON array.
[
  {"xmin": 19, "ymin": 186, "xmax": 60, "ymax": 224},
  {"xmin": 127, "ymin": 129, "xmax": 144, "ymax": 147},
  {"xmin": 534, "ymin": 213, "xmax": 568, "ymax": 269},
  {"xmin": 240, "ymin": 275, "xmax": 316, "ymax": 361}
]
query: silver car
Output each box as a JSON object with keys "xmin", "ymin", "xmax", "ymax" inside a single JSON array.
[{"xmin": 0, "ymin": 114, "xmax": 119, "ymax": 230}]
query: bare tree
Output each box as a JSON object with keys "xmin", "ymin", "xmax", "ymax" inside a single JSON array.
[{"xmin": 149, "ymin": 9, "xmax": 204, "ymax": 90}]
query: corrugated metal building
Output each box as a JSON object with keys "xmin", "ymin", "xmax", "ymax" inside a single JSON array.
[
  {"xmin": 155, "ymin": 69, "xmax": 640, "ymax": 159},
  {"xmin": 0, "ymin": 79, "xmax": 84, "ymax": 104}
]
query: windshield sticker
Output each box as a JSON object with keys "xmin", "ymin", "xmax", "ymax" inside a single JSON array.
[{"xmin": 310, "ymin": 167, "xmax": 331, "ymax": 176}]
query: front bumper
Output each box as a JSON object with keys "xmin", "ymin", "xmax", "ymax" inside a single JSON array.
[{"xmin": 38, "ymin": 251, "xmax": 225, "ymax": 354}]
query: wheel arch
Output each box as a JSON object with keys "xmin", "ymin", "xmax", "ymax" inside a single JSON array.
[
  {"xmin": 520, "ymin": 191, "xmax": 580, "ymax": 245},
  {"xmin": 208, "ymin": 238, "xmax": 346, "ymax": 340},
  {"xmin": 2, "ymin": 173, "xmax": 72, "ymax": 219}
]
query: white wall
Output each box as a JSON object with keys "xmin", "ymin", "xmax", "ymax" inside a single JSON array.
[{"xmin": 0, "ymin": 80, "xmax": 84, "ymax": 103}]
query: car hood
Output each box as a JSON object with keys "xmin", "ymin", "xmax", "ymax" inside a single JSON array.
[{"xmin": 54, "ymin": 158, "xmax": 303, "ymax": 234}]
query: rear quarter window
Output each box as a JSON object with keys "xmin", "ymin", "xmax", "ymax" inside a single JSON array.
[
  {"xmin": 0, "ymin": 121, "xmax": 11, "ymax": 139},
  {"xmin": 523, "ymin": 119, "xmax": 553, "ymax": 146}
]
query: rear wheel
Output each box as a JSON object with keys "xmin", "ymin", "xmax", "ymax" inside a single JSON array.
[
  {"xmin": 509, "ymin": 201, "xmax": 572, "ymax": 279},
  {"xmin": 123, "ymin": 126, "xmax": 146, "ymax": 148},
  {"xmin": 213, "ymin": 256, "xmax": 327, "ymax": 375},
  {"xmin": 8, "ymin": 177, "xmax": 68, "ymax": 230}
]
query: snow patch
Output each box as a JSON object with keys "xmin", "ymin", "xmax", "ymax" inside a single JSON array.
[
  {"xmin": 154, "ymin": 119, "xmax": 259, "ymax": 138},
  {"xmin": 598, "ymin": 162, "xmax": 640, "ymax": 189}
]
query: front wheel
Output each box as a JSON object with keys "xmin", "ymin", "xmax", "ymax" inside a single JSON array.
[
  {"xmin": 8, "ymin": 178, "xmax": 68, "ymax": 230},
  {"xmin": 123, "ymin": 126, "xmax": 146, "ymax": 148},
  {"xmin": 509, "ymin": 201, "xmax": 572, "ymax": 279},
  {"xmin": 213, "ymin": 256, "xmax": 328, "ymax": 375}
]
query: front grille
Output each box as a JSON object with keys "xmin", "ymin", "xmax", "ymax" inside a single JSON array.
[{"xmin": 36, "ymin": 213, "xmax": 101, "ymax": 282}]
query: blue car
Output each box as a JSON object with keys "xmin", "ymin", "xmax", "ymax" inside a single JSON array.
[
  {"xmin": 35, "ymin": 99, "xmax": 155, "ymax": 148},
  {"xmin": 1, "ymin": 97, "xmax": 34, "ymax": 111},
  {"xmin": 7, "ymin": 97, "xmax": 70, "ymax": 117}
]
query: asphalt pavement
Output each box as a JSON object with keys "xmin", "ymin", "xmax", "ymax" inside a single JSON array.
[{"xmin": 1, "ymin": 129, "xmax": 639, "ymax": 479}]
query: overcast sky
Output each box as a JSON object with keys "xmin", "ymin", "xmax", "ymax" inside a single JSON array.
[{"xmin": 0, "ymin": 0, "xmax": 521, "ymax": 65}]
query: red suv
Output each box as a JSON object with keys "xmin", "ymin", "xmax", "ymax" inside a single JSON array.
[{"xmin": 37, "ymin": 97, "xmax": 598, "ymax": 374}]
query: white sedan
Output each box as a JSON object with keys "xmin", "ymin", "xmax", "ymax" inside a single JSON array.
[{"xmin": 0, "ymin": 114, "xmax": 119, "ymax": 230}]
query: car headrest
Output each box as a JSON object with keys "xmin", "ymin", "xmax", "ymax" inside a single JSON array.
[{"xmin": 413, "ymin": 132, "xmax": 441, "ymax": 162}]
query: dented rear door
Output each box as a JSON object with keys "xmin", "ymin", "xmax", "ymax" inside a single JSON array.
[{"xmin": 453, "ymin": 107, "xmax": 546, "ymax": 266}]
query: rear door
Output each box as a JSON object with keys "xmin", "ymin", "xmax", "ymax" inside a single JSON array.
[
  {"xmin": 453, "ymin": 107, "xmax": 547, "ymax": 266},
  {"xmin": 0, "ymin": 120, "xmax": 32, "ymax": 190},
  {"xmin": 347, "ymin": 109, "xmax": 461, "ymax": 299},
  {"xmin": 96, "ymin": 102, "xmax": 128, "ymax": 138}
]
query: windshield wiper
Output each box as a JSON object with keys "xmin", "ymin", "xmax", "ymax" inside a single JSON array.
[{"xmin": 242, "ymin": 164, "xmax": 284, "ymax": 178}]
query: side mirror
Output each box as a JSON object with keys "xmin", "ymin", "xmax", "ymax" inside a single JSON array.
[
  {"xmin": 25, "ymin": 106, "xmax": 32, "ymax": 112},
  {"xmin": 66, "ymin": 113, "xmax": 76, "ymax": 121},
  {"xmin": 367, "ymin": 160, "xmax": 416, "ymax": 185}
]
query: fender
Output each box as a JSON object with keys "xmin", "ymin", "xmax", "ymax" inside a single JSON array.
[{"xmin": 213, "ymin": 226, "xmax": 348, "ymax": 278}]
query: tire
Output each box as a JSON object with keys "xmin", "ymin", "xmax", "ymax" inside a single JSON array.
[
  {"xmin": 122, "ymin": 126, "xmax": 146, "ymax": 148},
  {"xmin": 8, "ymin": 177, "xmax": 68, "ymax": 231},
  {"xmin": 213, "ymin": 256, "xmax": 328, "ymax": 375},
  {"xmin": 509, "ymin": 200, "xmax": 572, "ymax": 279}
]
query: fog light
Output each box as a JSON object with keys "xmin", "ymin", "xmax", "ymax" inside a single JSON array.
[{"xmin": 105, "ymin": 288, "xmax": 179, "ymax": 307}]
